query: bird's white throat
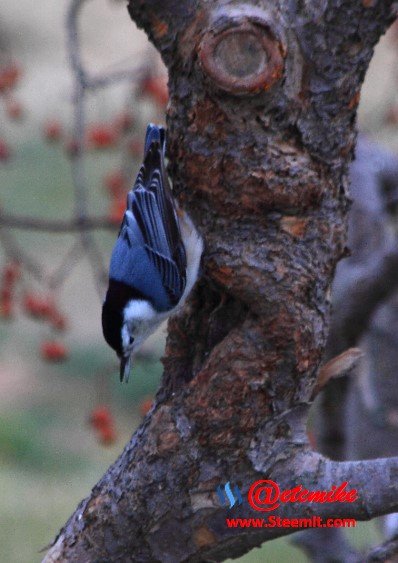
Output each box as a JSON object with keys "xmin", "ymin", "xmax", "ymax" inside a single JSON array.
[{"xmin": 121, "ymin": 299, "xmax": 162, "ymax": 355}]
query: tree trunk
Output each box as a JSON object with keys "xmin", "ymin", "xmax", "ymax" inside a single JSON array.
[{"xmin": 43, "ymin": 2, "xmax": 398, "ymax": 562}]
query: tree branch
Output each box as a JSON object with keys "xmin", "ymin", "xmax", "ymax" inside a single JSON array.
[
  {"xmin": 86, "ymin": 66, "xmax": 143, "ymax": 89},
  {"xmin": 329, "ymin": 246, "xmax": 398, "ymax": 354},
  {"xmin": 43, "ymin": 421, "xmax": 398, "ymax": 562},
  {"xmin": 0, "ymin": 213, "xmax": 116, "ymax": 232},
  {"xmin": 42, "ymin": 0, "xmax": 398, "ymax": 561},
  {"xmin": 326, "ymin": 137, "xmax": 398, "ymax": 356},
  {"xmin": 0, "ymin": 224, "xmax": 45, "ymax": 283},
  {"xmin": 127, "ymin": 0, "xmax": 197, "ymax": 60}
]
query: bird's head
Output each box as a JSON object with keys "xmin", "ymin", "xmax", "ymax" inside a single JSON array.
[{"xmin": 102, "ymin": 295, "xmax": 160, "ymax": 383}]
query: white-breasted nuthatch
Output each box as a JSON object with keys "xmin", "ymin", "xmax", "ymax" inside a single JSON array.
[{"xmin": 102, "ymin": 124, "xmax": 203, "ymax": 382}]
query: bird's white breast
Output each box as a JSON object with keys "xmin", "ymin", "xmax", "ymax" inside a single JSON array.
[{"xmin": 178, "ymin": 209, "xmax": 204, "ymax": 306}]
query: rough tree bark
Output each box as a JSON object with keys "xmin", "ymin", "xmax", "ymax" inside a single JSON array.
[{"xmin": 44, "ymin": 1, "xmax": 398, "ymax": 562}]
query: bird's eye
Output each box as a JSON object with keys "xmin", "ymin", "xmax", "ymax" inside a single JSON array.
[{"xmin": 129, "ymin": 336, "xmax": 134, "ymax": 345}]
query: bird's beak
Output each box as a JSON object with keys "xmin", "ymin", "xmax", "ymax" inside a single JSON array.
[{"xmin": 120, "ymin": 355, "xmax": 132, "ymax": 383}]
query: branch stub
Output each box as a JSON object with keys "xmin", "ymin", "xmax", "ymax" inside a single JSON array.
[{"xmin": 199, "ymin": 19, "xmax": 284, "ymax": 95}]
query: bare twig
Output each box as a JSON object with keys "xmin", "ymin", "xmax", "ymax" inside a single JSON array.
[
  {"xmin": 0, "ymin": 225, "xmax": 45, "ymax": 283},
  {"xmin": 66, "ymin": 0, "xmax": 109, "ymax": 295},
  {"xmin": 329, "ymin": 247, "xmax": 398, "ymax": 356},
  {"xmin": 0, "ymin": 213, "xmax": 115, "ymax": 232},
  {"xmin": 86, "ymin": 66, "xmax": 144, "ymax": 89},
  {"xmin": 47, "ymin": 240, "xmax": 83, "ymax": 290},
  {"xmin": 0, "ymin": 0, "xmax": 149, "ymax": 298}
]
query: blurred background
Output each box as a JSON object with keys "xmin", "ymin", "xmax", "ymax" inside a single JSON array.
[{"xmin": 0, "ymin": 1, "xmax": 397, "ymax": 561}]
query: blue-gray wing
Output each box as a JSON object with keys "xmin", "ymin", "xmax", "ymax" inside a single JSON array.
[
  {"xmin": 124, "ymin": 125, "xmax": 186, "ymax": 306},
  {"xmin": 109, "ymin": 215, "xmax": 172, "ymax": 312}
]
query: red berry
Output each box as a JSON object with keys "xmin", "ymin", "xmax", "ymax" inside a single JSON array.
[
  {"xmin": 87, "ymin": 125, "xmax": 118, "ymax": 149},
  {"xmin": 44, "ymin": 120, "xmax": 62, "ymax": 142},
  {"xmin": 40, "ymin": 340, "xmax": 68, "ymax": 362},
  {"xmin": 23, "ymin": 292, "xmax": 54, "ymax": 319},
  {"xmin": 6, "ymin": 99, "xmax": 23, "ymax": 120},
  {"xmin": 0, "ymin": 139, "xmax": 11, "ymax": 162},
  {"xmin": 139, "ymin": 397, "xmax": 153, "ymax": 417},
  {"xmin": 89, "ymin": 406, "xmax": 117, "ymax": 445},
  {"xmin": 3, "ymin": 262, "xmax": 20, "ymax": 285},
  {"xmin": 140, "ymin": 75, "xmax": 168, "ymax": 107},
  {"xmin": 0, "ymin": 63, "xmax": 21, "ymax": 92},
  {"xmin": 98, "ymin": 426, "xmax": 117, "ymax": 446},
  {"xmin": 89, "ymin": 406, "xmax": 113, "ymax": 430},
  {"xmin": 109, "ymin": 197, "xmax": 126, "ymax": 225},
  {"xmin": 104, "ymin": 171, "xmax": 127, "ymax": 198}
]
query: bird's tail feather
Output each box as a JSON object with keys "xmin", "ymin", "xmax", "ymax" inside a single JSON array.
[{"xmin": 144, "ymin": 123, "xmax": 165, "ymax": 156}]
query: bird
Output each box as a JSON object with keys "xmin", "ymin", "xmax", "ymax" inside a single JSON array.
[{"xmin": 102, "ymin": 124, "xmax": 203, "ymax": 383}]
